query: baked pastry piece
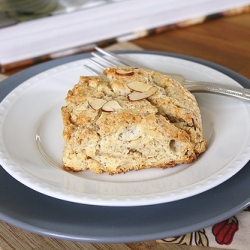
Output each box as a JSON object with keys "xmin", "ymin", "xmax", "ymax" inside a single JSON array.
[{"xmin": 61, "ymin": 66, "xmax": 206, "ymax": 174}]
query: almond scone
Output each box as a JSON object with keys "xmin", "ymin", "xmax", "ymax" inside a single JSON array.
[{"xmin": 61, "ymin": 67, "xmax": 206, "ymax": 174}]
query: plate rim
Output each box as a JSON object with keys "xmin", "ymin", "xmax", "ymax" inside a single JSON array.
[
  {"xmin": 1, "ymin": 52, "xmax": 250, "ymax": 207},
  {"xmin": 0, "ymin": 50, "xmax": 250, "ymax": 243}
]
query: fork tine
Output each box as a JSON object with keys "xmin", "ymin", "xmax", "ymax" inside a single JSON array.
[
  {"xmin": 89, "ymin": 58, "xmax": 107, "ymax": 70},
  {"xmin": 84, "ymin": 65, "xmax": 104, "ymax": 77},
  {"xmin": 85, "ymin": 47, "xmax": 147, "ymax": 78},
  {"xmin": 91, "ymin": 52, "xmax": 123, "ymax": 67},
  {"xmin": 95, "ymin": 46, "xmax": 147, "ymax": 69}
]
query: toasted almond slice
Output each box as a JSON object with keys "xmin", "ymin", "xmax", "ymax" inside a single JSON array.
[
  {"xmin": 127, "ymin": 81, "xmax": 152, "ymax": 92},
  {"xmin": 115, "ymin": 69, "xmax": 134, "ymax": 76},
  {"xmin": 102, "ymin": 100, "xmax": 122, "ymax": 112},
  {"xmin": 88, "ymin": 98, "xmax": 107, "ymax": 110},
  {"xmin": 128, "ymin": 86, "xmax": 158, "ymax": 101}
]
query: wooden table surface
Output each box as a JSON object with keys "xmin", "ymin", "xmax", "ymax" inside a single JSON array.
[
  {"xmin": 132, "ymin": 12, "xmax": 250, "ymax": 80},
  {"xmin": 1, "ymin": 12, "xmax": 250, "ymax": 250}
]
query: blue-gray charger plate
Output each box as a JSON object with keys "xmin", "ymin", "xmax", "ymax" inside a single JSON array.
[{"xmin": 0, "ymin": 51, "xmax": 249, "ymax": 243}]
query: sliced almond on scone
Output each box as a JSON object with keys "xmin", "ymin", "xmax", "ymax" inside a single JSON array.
[
  {"xmin": 128, "ymin": 86, "xmax": 158, "ymax": 101},
  {"xmin": 115, "ymin": 69, "xmax": 134, "ymax": 76},
  {"xmin": 88, "ymin": 98, "xmax": 107, "ymax": 110},
  {"xmin": 102, "ymin": 100, "xmax": 122, "ymax": 112},
  {"xmin": 127, "ymin": 81, "xmax": 152, "ymax": 92}
]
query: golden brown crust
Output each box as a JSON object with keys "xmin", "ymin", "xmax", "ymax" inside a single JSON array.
[{"xmin": 61, "ymin": 67, "xmax": 206, "ymax": 174}]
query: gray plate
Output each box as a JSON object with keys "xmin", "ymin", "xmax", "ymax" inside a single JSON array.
[{"xmin": 0, "ymin": 51, "xmax": 250, "ymax": 243}]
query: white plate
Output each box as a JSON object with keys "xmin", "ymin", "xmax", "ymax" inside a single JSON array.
[{"xmin": 0, "ymin": 53, "xmax": 250, "ymax": 207}]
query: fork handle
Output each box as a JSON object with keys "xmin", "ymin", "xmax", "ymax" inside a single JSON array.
[{"xmin": 184, "ymin": 81, "xmax": 250, "ymax": 101}]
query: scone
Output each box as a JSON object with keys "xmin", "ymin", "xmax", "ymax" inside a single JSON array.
[{"xmin": 61, "ymin": 66, "xmax": 206, "ymax": 174}]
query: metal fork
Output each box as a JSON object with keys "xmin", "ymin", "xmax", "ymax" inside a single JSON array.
[{"xmin": 84, "ymin": 47, "xmax": 250, "ymax": 101}]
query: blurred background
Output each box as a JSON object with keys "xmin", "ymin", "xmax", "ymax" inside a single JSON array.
[
  {"xmin": 0, "ymin": 0, "xmax": 124, "ymax": 25},
  {"xmin": 0, "ymin": 0, "xmax": 249, "ymax": 72}
]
